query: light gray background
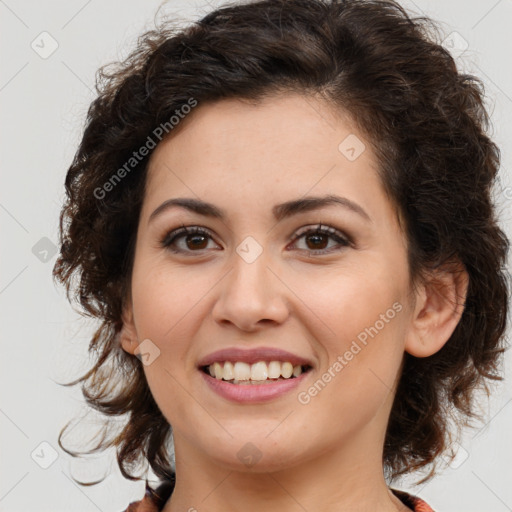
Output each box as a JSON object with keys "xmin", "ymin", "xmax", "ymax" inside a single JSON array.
[{"xmin": 1, "ymin": 0, "xmax": 511, "ymax": 510}]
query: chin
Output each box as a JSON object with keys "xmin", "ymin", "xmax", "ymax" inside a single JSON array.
[
  {"xmin": 212, "ymin": 446, "xmax": 306, "ymax": 474},
  {"xmin": 193, "ymin": 431, "xmax": 310, "ymax": 474}
]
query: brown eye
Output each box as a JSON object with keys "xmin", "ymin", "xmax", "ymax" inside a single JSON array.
[
  {"xmin": 183, "ymin": 233, "xmax": 208, "ymax": 250},
  {"xmin": 290, "ymin": 224, "xmax": 350, "ymax": 255},
  {"xmin": 160, "ymin": 226, "xmax": 219, "ymax": 254},
  {"xmin": 160, "ymin": 223, "xmax": 351, "ymax": 257},
  {"xmin": 304, "ymin": 232, "xmax": 329, "ymax": 251}
]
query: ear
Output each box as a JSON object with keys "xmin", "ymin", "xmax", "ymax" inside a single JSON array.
[
  {"xmin": 119, "ymin": 302, "xmax": 138, "ymax": 356},
  {"xmin": 405, "ymin": 260, "xmax": 469, "ymax": 358}
]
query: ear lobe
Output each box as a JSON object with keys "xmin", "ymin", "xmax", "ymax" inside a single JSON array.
[
  {"xmin": 119, "ymin": 304, "xmax": 138, "ymax": 355},
  {"xmin": 405, "ymin": 261, "xmax": 469, "ymax": 358}
]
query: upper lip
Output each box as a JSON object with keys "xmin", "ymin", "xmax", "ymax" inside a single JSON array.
[{"xmin": 197, "ymin": 347, "xmax": 313, "ymax": 368}]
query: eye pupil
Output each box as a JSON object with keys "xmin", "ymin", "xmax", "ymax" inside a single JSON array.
[
  {"xmin": 187, "ymin": 235, "xmax": 208, "ymax": 250},
  {"xmin": 307, "ymin": 233, "xmax": 328, "ymax": 250}
]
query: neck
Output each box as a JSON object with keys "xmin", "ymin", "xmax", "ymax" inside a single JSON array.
[{"xmin": 162, "ymin": 420, "xmax": 411, "ymax": 512}]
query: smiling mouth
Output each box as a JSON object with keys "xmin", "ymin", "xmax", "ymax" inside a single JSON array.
[{"xmin": 201, "ymin": 361, "xmax": 313, "ymax": 384}]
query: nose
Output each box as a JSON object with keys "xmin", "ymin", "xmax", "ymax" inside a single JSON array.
[{"xmin": 211, "ymin": 246, "xmax": 290, "ymax": 332}]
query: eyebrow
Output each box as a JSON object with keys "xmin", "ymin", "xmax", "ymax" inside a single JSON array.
[{"xmin": 148, "ymin": 194, "xmax": 372, "ymax": 224}]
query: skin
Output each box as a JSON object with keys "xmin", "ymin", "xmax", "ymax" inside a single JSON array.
[{"xmin": 120, "ymin": 92, "xmax": 468, "ymax": 512}]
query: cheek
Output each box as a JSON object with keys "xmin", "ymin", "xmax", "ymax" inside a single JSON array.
[
  {"xmin": 292, "ymin": 266, "xmax": 407, "ymax": 405},
  {"xmin": 292, "ymin": 262, "xmax": 406, "ymax": 348},
  {"xmin": 131, "ymin": 259, "xmax": 205, "ymax": 339},
  {"xmin": 129, "ymin": 260, "xmax": 215, "ymax": 399}
]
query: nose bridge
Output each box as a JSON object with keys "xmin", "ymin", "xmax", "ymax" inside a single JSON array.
[
  {"xmin": 212, "ymin": 237, "xmax": 289, "ymax": 329},
  {"xmin": 232, "ymin": 240, "xmax": 270, "ymax": 294}
]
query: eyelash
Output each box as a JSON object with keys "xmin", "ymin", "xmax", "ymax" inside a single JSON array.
[{"xmin": 159, "ymin": 223, "xmax": 351, "ymax": 256}]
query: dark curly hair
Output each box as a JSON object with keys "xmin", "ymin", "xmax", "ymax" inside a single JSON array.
[{"xmin": 53, "ymin": 0, "xmax": 510, "ymax": 489}]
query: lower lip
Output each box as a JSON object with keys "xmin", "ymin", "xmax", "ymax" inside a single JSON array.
[{"xmin": 200, "ymin": 369, "xmax": 310, "ymax": 403}]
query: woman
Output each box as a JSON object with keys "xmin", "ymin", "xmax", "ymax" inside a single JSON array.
[{"xmin": 53, "ymin": 0, "xmax": 510, "ymax": 511}]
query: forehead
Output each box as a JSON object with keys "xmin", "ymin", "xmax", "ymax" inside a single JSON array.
[{"xmin": 142, "ymin": 93, "xmax": 394, "ymax": 228}]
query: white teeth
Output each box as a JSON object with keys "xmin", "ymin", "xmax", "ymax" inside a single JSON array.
[
  {"xmin": 268, "ymin": 361, "xmax": 281, "ymax": 379},
  {"xmin": 206, "ymin": 360, "xmax": 307, "ymax": 382},
  {"xmin": 233, "ymin": 361, "xmax": 251, "ymax": 381},
  {"xmin": 213, "ymin": 362, "xmax": 223, "ymax": 380},
  {"xmin": 281, "ymin": 362, "xmax": 293, "ymax": 378},
  {"xmin": 251, "ymin": 361, "xmax": 268, "ymax": 381},
  {"xmin": 223, "ymin": 361, "xmax": 234, "ymax": 380}
]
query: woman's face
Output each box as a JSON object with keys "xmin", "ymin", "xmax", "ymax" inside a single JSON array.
[{"xmin": 121, "ymin": 93, "xmax": 418, "ymax": 473}]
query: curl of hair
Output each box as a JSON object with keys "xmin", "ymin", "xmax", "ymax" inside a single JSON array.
[{"xmin": 53, "ymin": 0, "xmax": 510, "ymax": 487}]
